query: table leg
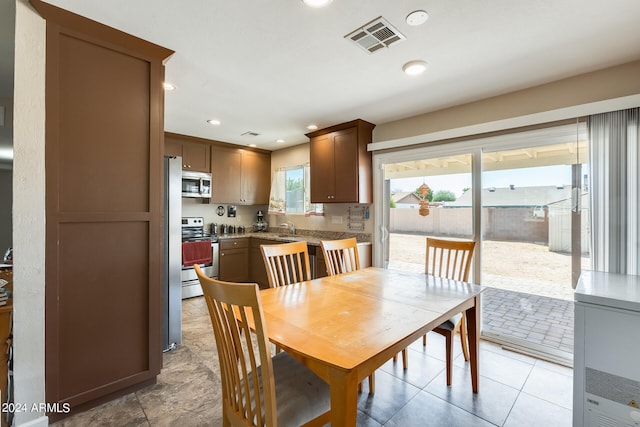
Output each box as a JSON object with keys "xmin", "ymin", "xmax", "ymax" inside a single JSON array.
[
  {"xmin": 329, "ymin": 368, "xmax": 358, "ymax": 426},
  {"xmin": 466, "ymin": 295, "xmax": 480, "ymax": 393}
]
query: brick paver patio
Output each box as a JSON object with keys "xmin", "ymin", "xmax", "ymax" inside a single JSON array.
[{"xmin": 388, "ymin": 234, "xmax": 581, "ymax": 363}]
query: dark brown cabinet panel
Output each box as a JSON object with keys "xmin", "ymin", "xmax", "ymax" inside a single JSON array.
[
  {"xmin": 211, "ymin": 147, "xmax": 242, "ymax": 203},
  {"xmin": 219, "ymin": 238, "xmax": 249, "ymax": 282},
  {"xmin": 165, "ymin": 134, "xmax": 211, "ymax": 172},
  {"xmin": 309, "ymin": 133, "xmax": 335, "ymax": 201},
  {"xmin": 34, "ymin": 0, "xmax": 173, "ymax": 418},
  {"xmin": 182, "ymin": 140, "xmax": 210, "ymax": 172},
  {"xmin": 165, "ymin": 138, "xmax": 182, "ymax": 158},
  {"xmin": 211, "ymin": 146, "xmax": 270, "ymax": 204},
  {"xmin": 241, "ymin": 151, "xmax": 271, "ymax": 205},
  {"xmin": 307, "ymin": 119, "xmax": 375, "ymax": 203}
]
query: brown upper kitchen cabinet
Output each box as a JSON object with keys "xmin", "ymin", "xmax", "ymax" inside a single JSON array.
[
  {"xmin": 211, "ymin": 146, "xmax": 270, "ymax": 204},
  {"xmin": 307, "ymin": 119, "xmax": 375, "ymax": 203},
  {"xmin": 165, "ymin": 133, "xmax": 211, "ymax": 172}
]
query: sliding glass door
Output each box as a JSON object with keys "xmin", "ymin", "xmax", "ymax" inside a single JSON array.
[
  {"xmin": 383, "ymin": 153, "xmax": 475, "ymax": 275},
  {"xmin": 479, "ymin": 139, "xmax": 589, "ymax": 362},
  {"xmin": 373, "ymin": 122, "xmax": 590, "ymax": 362}
]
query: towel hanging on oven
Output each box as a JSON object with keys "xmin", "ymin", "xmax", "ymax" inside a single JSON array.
[{"xmin": 182, "ymin": 241, "xmax": 212, "ymax": 267}]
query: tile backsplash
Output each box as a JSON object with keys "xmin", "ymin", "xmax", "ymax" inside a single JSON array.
[{"xmin": 181, "ymin": 198, "xmax": 373, "ymax": 236}]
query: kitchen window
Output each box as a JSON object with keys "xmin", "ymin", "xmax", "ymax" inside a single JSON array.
[
  {"xmin": 268, "ymin": 164, "xmax": 323, "ymax": 216},
  {"xmin": 285, "ymin": 166, "xmax": 304, "ymax": 214}
]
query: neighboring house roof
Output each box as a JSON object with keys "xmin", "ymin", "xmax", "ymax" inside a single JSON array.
[
  {"xmin": 391, "ymin": 192, "xmax": 421, "ymax": 204},
  {"xmin": 447, "ymin": 185, "xmax": 573, "ymax": 207}
]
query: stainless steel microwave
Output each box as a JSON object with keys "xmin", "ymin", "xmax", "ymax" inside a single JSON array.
[{"xmin": 182, "ymin": 171, "xmax": 212, "ymax": 198}]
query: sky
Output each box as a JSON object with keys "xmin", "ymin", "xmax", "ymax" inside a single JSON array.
[{"xmin": 390, "ymin": 165, "xmax": 587, "ymax": 197}]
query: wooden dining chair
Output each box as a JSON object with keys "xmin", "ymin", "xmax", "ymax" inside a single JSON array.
[
  {"xmin": 320, "ymin": 237, "xmax": 360, "ymax": 275},
  {"xmin": 194, "ymin": 265, "xmax": 330, "ymax": 427},
  {"xmin": 261, "ymin": 241, "xmax": 311, "ymax": 288},
  {"xmin": 320, "ymin": 238, "xmax": 376, "ymax": 395},
  {"xmin": 425, "ymin": 237, "xmax": 476, "ymax": 386}
]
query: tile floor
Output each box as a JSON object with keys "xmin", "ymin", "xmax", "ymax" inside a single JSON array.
[{"xmin": 52, "ymin": 296, "xmax": 574, "ymax": 427}]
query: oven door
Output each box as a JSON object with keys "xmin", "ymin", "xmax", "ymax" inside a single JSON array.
[{"xmin": 181, "ymin": 241, "xmax": 218, "ymax": 299}]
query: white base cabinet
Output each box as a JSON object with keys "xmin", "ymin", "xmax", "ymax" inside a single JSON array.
[{"xmin": 573, "ymin": 271, "xmax": 640, "ymax": 427}]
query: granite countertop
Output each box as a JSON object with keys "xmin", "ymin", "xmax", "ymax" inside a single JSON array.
[{"xmin": 216, "ymin": 230, "xmax": 371, "ymax": 246}]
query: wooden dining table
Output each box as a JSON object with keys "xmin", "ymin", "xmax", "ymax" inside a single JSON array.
[{"xmin": 257, "ymin": 266, "xmax": 485, "ymax": 426}]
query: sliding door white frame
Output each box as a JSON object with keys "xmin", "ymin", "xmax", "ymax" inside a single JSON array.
[{"xmin": 372, "ymin": 122, "xmax": 588, "ymax": 278}]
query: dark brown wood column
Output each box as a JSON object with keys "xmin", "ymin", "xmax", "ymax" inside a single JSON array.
[{"xmin": 29, "ymin": 0, "xmax": 173, "ymax": 419}]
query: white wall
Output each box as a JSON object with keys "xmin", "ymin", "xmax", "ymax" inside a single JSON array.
[
  {"xmin": 372, "ymin": 60, "xmax": 640, "ymax": 149},
  {"xmin": 13, "ymin": 1, "xmax": 47, "ymax": 425}
]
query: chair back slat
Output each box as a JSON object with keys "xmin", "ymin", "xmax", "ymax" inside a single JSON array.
[
  {"xmin": 426, "ymin": 237, "xmax": 475, "ymax": 282},
  {"xmin": 261, "ymin": 241, "xmax": 312, "ymax": 287},
  {"xmin": 320, "ymin": 238, "xmax": 360, "ymax": 276},
  {"xmin": 195, "ymin": 265, "xmax": 277, "ymax": 427}
]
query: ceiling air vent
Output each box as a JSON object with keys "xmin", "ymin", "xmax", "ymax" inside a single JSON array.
[
  {"xmin": 241, "ymin": 131, "xmax": 260, "ymax": 137},
  {"xmin": 345, "ymin": 16, "xmax": 406, "ymax": 54}
]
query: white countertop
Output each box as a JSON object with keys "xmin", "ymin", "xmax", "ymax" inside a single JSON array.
[{"xmin": 575, "ymin": 270, "xmax": 640, "ymax": 312}]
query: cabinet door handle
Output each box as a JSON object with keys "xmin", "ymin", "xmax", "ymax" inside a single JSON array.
[{"xmin": 221, "ymin": 253, "xmax": 225, "ymax": 256}]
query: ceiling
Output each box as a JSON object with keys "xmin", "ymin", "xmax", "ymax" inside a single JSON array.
[{"xmin": 2, "ymin": 0, "xmax": 640, "ymax": 161}]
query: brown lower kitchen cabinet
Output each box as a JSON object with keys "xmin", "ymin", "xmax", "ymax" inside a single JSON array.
[{"xmin": 219, "ymin": 238, "xmax": 250, "ymax": 282}]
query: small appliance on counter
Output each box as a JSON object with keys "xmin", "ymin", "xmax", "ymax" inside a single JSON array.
[{"xmin": 253, "ymin": 210, "xmax": 268, "ymax": 232}]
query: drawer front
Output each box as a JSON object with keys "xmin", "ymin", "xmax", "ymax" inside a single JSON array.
[{"xmin": 220, "ymin": 238, "xmax": 249, "ymax": 250}]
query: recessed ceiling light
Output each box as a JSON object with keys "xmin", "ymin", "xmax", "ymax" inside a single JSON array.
[
  {"xmin": 302, "ymin": 0, "xmax": 333, "ymax": 8},
  {"xmin": 163, "ymin": 82, "xmax": 176, "ymax": 91},
  {"xmin": 402, "ymin": 60, "xmax": 428, "ymax": 76},
  {"xmin": 207, "ymin": 119, "xmax": 221, "ymax": 125},
  {"xmin": 406, "ymin": 10, "xmax": 429, "ymax": 26},
  {"xmin": 307, "ymin": 124, "xmax": 318, "ymax": 130},
  {"xmin": 276, "ymin": 139, "xmax": 285, "ymax": 143},
  {"xmin": 248, "ymin": 144, "xmax": 257, "ymax": 148}
]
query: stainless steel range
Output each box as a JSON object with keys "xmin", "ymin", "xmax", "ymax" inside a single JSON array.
[{"xmin": 181, "ymin": 217, "xmax": 219, "ymax": 299}]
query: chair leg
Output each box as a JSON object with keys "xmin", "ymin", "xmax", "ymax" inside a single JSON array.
[
  {"xmin": 422, "ymin": 333, "xmax": 427, "ymax": 346},
  {"xmin": 459, "ymin": 316, "xmax": 470, "ymax": 362},
  {"xmin": 393, "ymin": 353, "xmax": 398, "ymax": 363},
  {"xmin": 402, "ymin": 348, "xmax": 408, "ymax": 370},
  {"xmin": 359, "ymin": 373, "xmax": 375, "ymax": 395},
  {"xmin": 445, "ymin": 331, "xmax": 453, "ymax": 386}
]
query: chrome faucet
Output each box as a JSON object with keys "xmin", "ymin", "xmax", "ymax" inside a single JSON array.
[{"xmin": 280, "ymin": 221, "xmax": 296, "ymax": 235}]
